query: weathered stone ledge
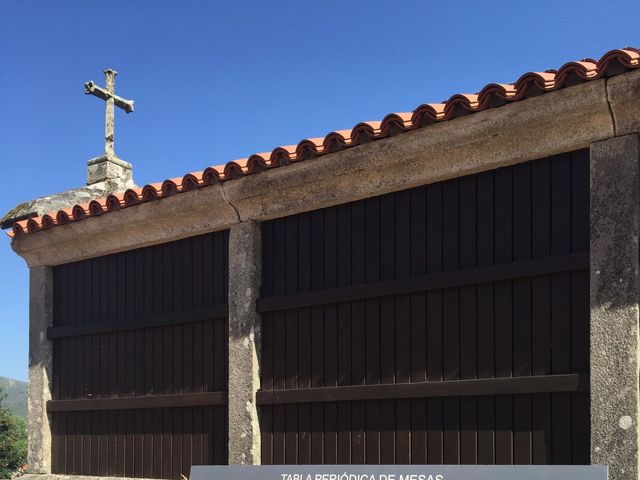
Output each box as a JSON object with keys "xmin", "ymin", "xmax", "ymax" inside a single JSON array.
[{"xmin": 10, "ymin": 69, "xmax": 640, "ymax": 267}]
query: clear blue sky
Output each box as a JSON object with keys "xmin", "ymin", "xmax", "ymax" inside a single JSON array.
[{"xmin": 1, "ymin": 0, "xmax": 639, "ymax": 381}]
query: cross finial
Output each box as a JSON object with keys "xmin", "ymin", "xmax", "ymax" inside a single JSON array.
[{"xmin": 85, "ymin": 69, "xmax": 134, "ymax": 156}]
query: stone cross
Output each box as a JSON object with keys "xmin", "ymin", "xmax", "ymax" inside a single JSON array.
[{"xmin": 84, "ymin": 69, "xmax": 134, "ymax": 157}]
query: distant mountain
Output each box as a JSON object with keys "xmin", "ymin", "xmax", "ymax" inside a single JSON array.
[{"xmin": 0, "ymin": 376, "xmax": 28, "ymax": 418}]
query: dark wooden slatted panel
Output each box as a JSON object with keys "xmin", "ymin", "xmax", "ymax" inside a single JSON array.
[
  {"xmin": 52, "ymin": 318, "xmax": 227, "ymax": 400},
  {"xmin": 51, "ymin": 230, "xmax": 230, "ymax": 478},
  {"xmin": 50, "ymin": 406, "xmax": 227, "ymax": 478},
  {"xmin": 51, "ymin": 231, "xmax": 229, "ymax": 328},
  {"xmin": 259, "ymin": 151, "xmax": 590, "ymax": 465}
]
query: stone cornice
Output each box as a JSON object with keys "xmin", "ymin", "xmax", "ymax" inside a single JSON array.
[{"xmin": 11, "ymin": 70, "xmax": 640, "ymax": 267}]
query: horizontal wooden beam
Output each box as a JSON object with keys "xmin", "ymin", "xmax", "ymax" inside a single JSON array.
[
  {"xmin": 47, "ymin": 391, "xmax": 227, "ymax": 412},
  {"xmin": 256, "ymin": 374, "xmax": 588, "ymax": 405},
  {"xmin": 48, "ymin": 303, "xmax": 228, "ymax": 339},
  {"xmin": 257, "ymin": 252, "xmax": 588, "ymax": 313}
]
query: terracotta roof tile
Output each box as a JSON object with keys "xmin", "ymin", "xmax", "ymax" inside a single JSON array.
[{"xmin": 9, "ymin": 47, "xmax": 640, "ymax": 237}]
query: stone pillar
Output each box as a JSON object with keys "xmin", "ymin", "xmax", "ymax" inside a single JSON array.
[
  {"xmin": 590, "ymin": 134, "xmax": 640, "ymax": 480},
  {"xmin": 227, "ymin": 221, "xmax": 262, "ymax": 464},
  {"xmin": 27, "ymin": 265, "xmax": 54, "ymax": 474}
]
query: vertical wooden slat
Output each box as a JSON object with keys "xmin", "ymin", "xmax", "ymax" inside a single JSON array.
[
  {"xmin": 161, "ymin": 409, "xmax": 172, "ymax": 478},
  {"xmin": 192, "ymin": 407, "xmax": 203, "ymax": 467},
  {"xmin": 570, "ymin": 150, "xmax": 591, "ymax": 464},
  {"xmin": 61, "ymin": 337, "xmax": 71, "ymax": 401},
  {"xmin": 337, "ymin": 204, "xmax": 352, "ymax": 464},
  {"xmin": 201, "ymin": 407, "xmax": 212, "ymax": 466},
  {"xmin": 82, "ymin": 412, "xmax": 91, "ymax": 475},
  {"xmin": 297, "ymin": 213, "xmax": 313, "ymax": 465},
  {"xmin": 476, "ymin": 170, "xmax": 496, "ymax": 465},
  {"xmin": 494, "ymin": 167, "xmax": 514, "ymax": 465},
  {"xmin": 261, "ymin": 311, "xmax": 274, "ymax": 464},
  {"xmin": 214, "ymin": 405, "xmax": 227, "ymax": 464},
  {"xmin": 172, "ymin": 408, "xmax": 183, "ymax": 479},
  {"xmin": 97, "ymin": 411, "xmax": 107, "ymax": 476},
  {"xmin": 90, "ymin": 411, "xmax": 100, "ymax": 476},
  {"xmin": 272, "ymin": 219, "xmax": 287, "ymax": 464},
  {"xmin": 513, "ymin": 163, "xmax": 532, "ymax": 465},
  {"xmin": 379, "ymin": 193, "xmax": 396, "ymax": 464},
  {"xmin": 426, "ymin": 183, "xmax": 443, "ymax": 465},
  {"xmin": 133, "ymin": 410, "xmax": 144, "ymax": 477},
  {"xmin": 395, "ymin": 190, "xmax": 411, "ymax": 464},
  {"xmin": 442, "ymin": 180, "xmax": 460, "ymax": 465},
  {"xmin": 409, "ymin": 187, "xmax": 427, "ymax": 464},
  {"xmin": 530, "ymin": 157, "xmax": 553, "ymax": 465},
  {"xmin": 67, "ymin": 263, "xmax": 76, "ymax": 327},
  {"xmin": 125, "ymin": 411, "xmax": 134, "ymax": 478},
  {"xmin": 285, "ymin": 215, "xmax": 299, "ymax": 465},
  {"xmin": 364, "ymin": 196, "xmax": 381, "ymax": 465},
  {"xmin": 73, "ymin": 412, "xmax": 83, "ymax": 474},
  {"xmin": 107, "ymin": 410, "xmax": 116, "ymax": 476},
  {"xmin": 181, "ymin": 244, "xmax": 193, "ymax": 395},
  {"xmin": 182, "ymin": 407, "xmax": 193, "ymax": 475},
  {"xmin": 459, "ymin": 175, "xmax": 477, "ymax": 465},
  {"xmin": 323, "ymin": 207, "xmax": 339, "ymax": 464},
  {"xmin": 115, "ymin": 410, "xmax": 125, "ymax": 476},
  {"xmin": 310, "ymin": 330, "xmax": 324, "ymax": 463},
  {"xmin": 351, "ymin": 202, "xmax": 367, "ymax": 465},
  {"xmin": 550, "ymin": 154, "xmax": 573, "ymax": 465}
]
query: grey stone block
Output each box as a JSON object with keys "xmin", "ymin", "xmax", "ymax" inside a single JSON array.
[{"xmin": 590, "ymin": 134, "xmax": 640, "ymax": 480}]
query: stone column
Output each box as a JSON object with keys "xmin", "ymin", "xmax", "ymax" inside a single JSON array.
[
  {"xmin": 27, "ymin": 265, "xmax": 54, "ymax": 474},
  {"xmin": 590, "ymin": 134, "xmax": 640, "ymax": 480},
  {"xmin": 227, "ymin": 221, "xmax": 262, "ymax": 464}
]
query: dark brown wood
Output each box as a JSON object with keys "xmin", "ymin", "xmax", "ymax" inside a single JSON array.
[
  {"xmin": 48, "ymin": 303, "xmax": 228, "ymax": 339},
  {"xmin": 459, "ymin": 174, "xmax": 477, "ymax": 465},
  {"xmin": 476, "ymin": 171, "xmax": 494, "ymax": 465},
  {"xmin": 550, "ymin": 155, "xmax": 573, "ymax": 464},
  {"xmin": 513, "ymin": 162, "xmax": 533, "ymax": 465},
  {"xmin": 259, "ymin": 151, "xmax": 591, "ymax": 466},
  {"xmin": 256, "ymin": 252, "xmax": 588, "ymax": 313},
  {"xmin": 48, "ymin": 391, "xmax": 227, "ymax": 412},
  {"xmin": 493, "ymin": 166, "xmax": 513, "ymax": 465},
  {"xmin": 50, "ymin": 230, "xmax": 230, "ymax": 478},
  {"xmin": 256, "ymin": 374, "xmax": 588, "ymax": 405}
]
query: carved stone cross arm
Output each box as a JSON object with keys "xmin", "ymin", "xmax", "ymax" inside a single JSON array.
[{"xmin": 84, "ymin": 81, "xmax": 134, "ymax": 113}]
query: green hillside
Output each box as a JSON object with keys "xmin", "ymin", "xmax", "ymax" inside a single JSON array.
[{"xmin": 0, "ymin": 376, "xmax": 27, "ymax": 419}]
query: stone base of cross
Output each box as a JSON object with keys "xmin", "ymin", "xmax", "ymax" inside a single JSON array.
[{"xmin": 86, "ymin": 152, "xmax": 134, "ymax": 187}]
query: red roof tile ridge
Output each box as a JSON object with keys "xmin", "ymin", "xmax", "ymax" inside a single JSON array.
[{"xmin": 9, "ymin": 46, "xmax": 640, "ymax": 237}]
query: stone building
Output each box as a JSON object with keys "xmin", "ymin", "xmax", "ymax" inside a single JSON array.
[{"xmin": 3, "ymin": 47, "xmax": 640, "ymax": 480}]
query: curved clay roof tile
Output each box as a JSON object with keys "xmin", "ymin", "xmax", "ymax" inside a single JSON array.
[
  {"xmin": 223, "ymin": 161, "xmax": 246, "ymax": 180},
  {"xmin": 202, "ymin": 166, "xmax": 222, "ymax": 184},
  {"xmin": 181, "ymin": 173, "xmax": 201, "ymax": 191},
  {"xmin": 442, "ymin": 94, "xmax": 480, "ymax": 120},
  {"xmin": 380, "ymin": 113, "xmax": 413, "ymax": 137},
  {"xmin": 323, "ymin": 132, "xmax": 349, "ymax": 153},
  {"xmin": 269, "ymin": 147, "xmax": 293, "ymax": 167},
  {"xmin": 160, "ymin": 180, "xmax": 179, "ymax": 197},
  {"xmin": 41, "ymin": 214, "xmax": 56, "ymax": 229},
  {"xmin": 246, "ymin": 154, "xmax": 270, "ymax": 174},
  {"xmin": 477, "ymin": 83, "xmax": 518, "ymax": 109},
  {"xmin": 56, "ymin": 210, "xmax": 72, "ymax": 225},
  {"xmin": 105, "ymin": 195, "xmax": 122, "ymax": 211},
  {"xmin": 295, "ymin": 139, "xmax": 320, "ymax": 161},
  {"xmin": 410, "ymin": 103, "xmax": 443, "ymax": 127},
  {"xmin": 350, "ymin": 122, "xmax": 379, "ymax": 145}
]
